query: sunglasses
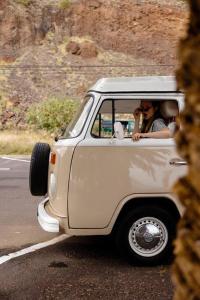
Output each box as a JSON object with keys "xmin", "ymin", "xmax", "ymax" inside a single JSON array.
[{"xmin": 139, "ymin": 106, "xmax": 153, "ymax": 113}]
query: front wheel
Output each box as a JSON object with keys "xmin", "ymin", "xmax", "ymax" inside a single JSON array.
[{"xmin": 114, "ymin": 206, "xmax": 178, "ymax": 265}]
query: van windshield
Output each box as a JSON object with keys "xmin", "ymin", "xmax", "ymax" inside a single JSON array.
[{"xmin": 63, "ymin": 96, "xmax": 93, "ymax": 139}]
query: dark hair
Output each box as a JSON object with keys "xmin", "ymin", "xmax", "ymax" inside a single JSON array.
[
  {"xmin": 141, "ymin": 101, "xmax": 164, "ymax": 133},
  {"xmin": 152, "ymin": 101, "xmax": 162, "ymax": 118}
]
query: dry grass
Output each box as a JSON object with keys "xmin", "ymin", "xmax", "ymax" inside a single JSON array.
[
  {"xmin": 0, "ymin": 130, "xmax": 53, "ymax": 155},
  {"xmin": 59, "ymin": 0, "xmax": 71, "ymax": 9},
  {"xmin": 15, "ymin": 0, "xmax": 31, "ymax": 6}
]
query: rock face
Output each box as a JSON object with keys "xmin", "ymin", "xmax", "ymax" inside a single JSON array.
[
  {"xmin": 79, "ymin": 41, "xmax": 98, "ymax": 58},
  {"xmin": 0, "ymin": 2, "xmax": 66, "ymax": 60},
  {"xmin": 0, "ymin": 0, "xmax": 188, "ymax": 127},
  {"xmin": 66, "ymin": 40, "xmax": 98, "ymax": 58},
  {"xmin": 0, "ymin": 2, "xmax": 33, "ymax": 60},
  {"xmin": 0, "ymin": 0, "xmax": 187, "ymax": 62},
  {"xmin": 66, "ymin": 0, "xmax": 187, "ymax": 64},
  {"xmin": 66, "ymin": 41, "xmax": 81, "ymax": 55}
]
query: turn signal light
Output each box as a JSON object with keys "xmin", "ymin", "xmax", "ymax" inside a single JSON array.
[{"xmin": 50, "ymin": 152, "xmax": 56, "ymax": 165}]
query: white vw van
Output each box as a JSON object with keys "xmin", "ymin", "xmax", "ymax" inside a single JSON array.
[{"xmin": 30, "ymin": 76, "xmax": 187, "ymax": 264}]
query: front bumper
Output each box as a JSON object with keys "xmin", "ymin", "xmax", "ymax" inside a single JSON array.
[{"xmin": 37, "ymin": 197, "xmax": 59, "ymax": 233}]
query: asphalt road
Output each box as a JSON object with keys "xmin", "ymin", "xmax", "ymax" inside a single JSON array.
[
  {"xmin": 0, "ymin": 157, "xmax": 174, "ymax": 300},
  {"xmin": 0, "ymin": 157, "xmax": 57, "ymax": 253}
]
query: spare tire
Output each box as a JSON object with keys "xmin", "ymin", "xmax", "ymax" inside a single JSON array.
[{"xmin": 29, "ymin": 142, "xmax": 51, "ymax": 196}]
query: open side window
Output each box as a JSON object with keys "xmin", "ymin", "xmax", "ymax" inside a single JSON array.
[
  {"xmin": 91, "ymin": 99, "xmax": 141, "ymax": 138},
  {"xmin": 91, "ymin": 99, "xmax": 179, "ymax": 139}
]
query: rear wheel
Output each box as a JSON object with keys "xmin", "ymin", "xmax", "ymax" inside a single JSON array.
[
  {"xmin": 29, "ymin": 142, "xmax": 50, "ymax": 196},
  {"xmin": 114, "ymin": 206, "xmax": 177, "ymax": 265}
]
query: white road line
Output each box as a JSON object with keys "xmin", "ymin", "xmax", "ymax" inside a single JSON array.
[
  {"xmin": 0, "ymin": 234, "xmax": 69, "ymax": 265},
  {"xmin": 0, "ymin": 168, "xmax": 10, "ymax": 171},
  {"xmin": 1, "ymin": 157, "xmax": 30, "ymax": 163}
]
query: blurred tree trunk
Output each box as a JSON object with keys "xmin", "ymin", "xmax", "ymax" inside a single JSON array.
[{"xmin": 173, "ymin": 0, "xmax": 200, "ymax": 299}]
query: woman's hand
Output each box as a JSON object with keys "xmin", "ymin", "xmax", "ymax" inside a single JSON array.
[
  {"xmin": 133, "ymin": 108, "xmax": 142, "ymax": 121},
  {"xmin": 132, "ymin": 132, "xmax": 144, "ymax": 141}
]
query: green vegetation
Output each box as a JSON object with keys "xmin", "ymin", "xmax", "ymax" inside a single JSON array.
[
  {"xmin": 26, "ymin": 97, "xmax": 79, "ymax": 133},
  {"xmin": 59, "ymin": 0, "xmax": 71, "ymax": 9},
  {"xmin": 0, "ymin": 97, "xmax": 79, "ymax": 154},
  {"xmin": 15, "ymin": 0, "xmax": 31, "ymax": 6}
]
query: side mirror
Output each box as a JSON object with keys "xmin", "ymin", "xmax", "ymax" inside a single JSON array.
[
  {"xmin": 54, "ymin": 126, "xmax": 66, "ymax": 142},
  {"xmin": 114, "ymin": 122, "xmax": 124, "ymax": 140}
]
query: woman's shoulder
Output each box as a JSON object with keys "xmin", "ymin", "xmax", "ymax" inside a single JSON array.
[
  {"xmin": 151, "ymin": 118, "xmax": 167, "ymax": 131},
  {"xmin": 153, "ymin": 118, "xmax": 166, "ymax": 125}
]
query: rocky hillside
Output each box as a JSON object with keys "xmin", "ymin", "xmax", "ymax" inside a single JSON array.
[{"xmin": 0, "ymin": 0, "xmax": 187, "ymax": 126}]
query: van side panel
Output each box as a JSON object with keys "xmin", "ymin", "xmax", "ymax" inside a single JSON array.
[{"xmin": 68, "ymin": 140, "xmax": 187, "ymax": 228}]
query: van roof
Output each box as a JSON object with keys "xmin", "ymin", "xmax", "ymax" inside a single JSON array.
[{"xmin": 89, "ymin": 76, "xmax": 180, "ymax": 93}]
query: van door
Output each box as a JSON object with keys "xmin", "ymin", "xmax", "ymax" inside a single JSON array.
[{"xmin": 68, "ymin": 97, "xmax": 187, "ymax": 229}]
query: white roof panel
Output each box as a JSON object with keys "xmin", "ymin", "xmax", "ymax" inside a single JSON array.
[{"xmin": 89, "ymin": 76, "xmax": 179, "ymax": 93}]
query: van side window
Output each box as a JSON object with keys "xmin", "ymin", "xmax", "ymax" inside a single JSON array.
[
  {"xmin": 92, "ymin": 100, "xmax": 113, "ymax": 138},
  {"xmin": 91, "ymin": 99, "xmax": 139, "ymax": 138},
  {"xmin": 91, "ymin": 99, "xmax": 179, "ymax": 139}
]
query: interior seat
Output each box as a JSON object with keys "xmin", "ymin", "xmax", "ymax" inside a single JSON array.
[
  {"xmin": 160, "ymin": 100, "xmax": 179, "ymax": 119},
  {"xmin": 160, "ymin": 100, "xmax": 179, "ymax": 136}
]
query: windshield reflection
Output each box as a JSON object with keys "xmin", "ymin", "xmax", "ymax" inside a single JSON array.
[{"xmin": 63, "ymin": 96, "xmax": 93, "ymax": 139}]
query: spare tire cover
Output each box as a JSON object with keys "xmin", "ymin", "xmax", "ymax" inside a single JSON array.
[{"xmin": 29, "ymin": 143, "xmax": 51, "ymax": 196}]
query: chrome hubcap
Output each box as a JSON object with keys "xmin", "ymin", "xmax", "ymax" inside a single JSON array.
[{"xmin": 128, "ymin": 217, "xmax": 168, "ymax": 257}]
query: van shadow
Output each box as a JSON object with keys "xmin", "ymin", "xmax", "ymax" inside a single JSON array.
[
  {"xmin": 54, "ymin": 235, "xmax": 172, "ymax": 268},
  {"xmin": 55, "ymin": 235, "xmax": 123, "ymax": 265}
]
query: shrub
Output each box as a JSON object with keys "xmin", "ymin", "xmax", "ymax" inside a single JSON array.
[
  {"xmin": 26, "ymin": 98, "xmax": 79, "ymax": 133},
  {"xmin": 59, "ymin": 0, "xmax": 71, "ymax": 9}
]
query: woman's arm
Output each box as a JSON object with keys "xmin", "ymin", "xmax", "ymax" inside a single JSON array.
[
  {"xmin": 132, "ymin": 108, "xmax": 142, "ymax": 136},
  {"xmin": 132, "ymin": 117, "xmax": 171, "ymax": 141},
  {"xmin": 132, "ymin": 119, "xmax": 140, "ymax": 135},
  {"xmin": 132, "ymin": 128, "xmax": 170, "ymax": 140},
  {"xmin": 141, "ymin": 127, "xmax": 171, "ymax": 138}
]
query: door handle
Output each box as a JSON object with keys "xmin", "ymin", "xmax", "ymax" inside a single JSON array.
[{"xmin": 169, "ymin": 158, "xmax": 187, "ymax": 166}]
